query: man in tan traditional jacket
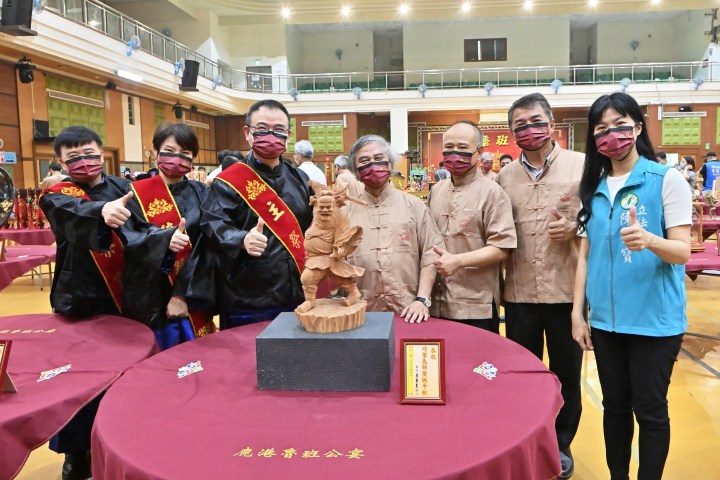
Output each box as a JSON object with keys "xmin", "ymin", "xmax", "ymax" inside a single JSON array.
[
  {"xmin": 496, "ymin": 93, "xmax": 584, "ymax": 479},
  {"xmin": 428, "ymin": 121, "xmax": 517, "ymax": 333},
  {"xmin": 345, "ymin": 135, "xmax": 443, "ymax": 323}
]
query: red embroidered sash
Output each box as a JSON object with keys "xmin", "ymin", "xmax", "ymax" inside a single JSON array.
[
  {"xmin": 217, "ymin": 162, "xmax": 305, "ymax": 273},
  {"xmin": 44, "ymin": 182, "xmax": 124, "ymax": 311},
  {"xmin": 131, "ymin": 176, "xmax": 213, "ymax": 337}
]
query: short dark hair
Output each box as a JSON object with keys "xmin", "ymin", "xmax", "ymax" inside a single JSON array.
[
  {"xmin": 439, "ymin": 161, "xmax": 445, "ymax": 167},
  {"xmin": 53, "ymin": 126, "xmax": 103, "ymax": 156},
  {"xmin": 245, "ymin": 99, "xmax": 291, "ymax": 127},
  {"xmin": 508, "ymin": 93, "xmax": 553, "ymax": 127},
  {"xmin": 499, "ymin": 154, "xmax": 513, "ymax": 161},
  {"xmin": 217, "ymin": 149, "xmax": 245, "ymax": 165},
  {"xmin": 152, "ymin": 123, "xmax": 199, "ymax": 157},
  {"xmin": 707, "ymin": 151, "xmax": 717, "ymax": 158},
  {"xmin": 49, "ymin": 162, "xmax": 62, "ymax": 172},
  {"xmin": 446, "ymin": 120, "xmax": 483, "ymax": 146},
  {"xmin": 684, "ymin": 156, "xmax": 695, "ymax": 167},
  {"xmin": 656, "ymin": 152, "xmax": 666, "ymax": 160}
]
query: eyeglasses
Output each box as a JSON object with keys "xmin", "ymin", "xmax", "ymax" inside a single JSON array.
[{"xmin": 249, "ymin": 124, "xmax": 290, "ymax": 137}]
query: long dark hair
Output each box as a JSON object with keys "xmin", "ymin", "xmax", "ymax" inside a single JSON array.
[{"xmin": 576, "ymin": 92, "xmax": 656, "ymax": 231}]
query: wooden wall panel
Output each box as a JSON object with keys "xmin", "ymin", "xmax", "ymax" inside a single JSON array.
[
  {"xmin": 103, "ymin": 89, "xmax": 125, "ymax": 162},
  {"xmin": 0, "ymin": 62, "xmax": 24, "ymax": 185}
]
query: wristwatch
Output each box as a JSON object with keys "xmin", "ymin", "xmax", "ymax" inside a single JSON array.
[{"xmin": 415, "ymin": 297, "xmax": 432, "ymax": 307}]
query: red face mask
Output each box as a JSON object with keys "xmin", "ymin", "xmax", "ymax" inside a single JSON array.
[
  {"xmin": 357, "ymin": 161, "xmax": 391, "ymax": 188},
  {"xmin": 158, "ymin": 152, "xmax": 193, "ymax": 178},
  {"xmin": 65, "ymin": 155, "xmax": 103, "ymax": 183},
  {"xmin": 251, "ymin": 131, "xmax": 287, "ymax": 160},
  {"xmin": 482, "ymin": 162, "xmax": 494, "ymax": 172},
  {"xmin": 442, "ymin": 151, "xmax": 475, "ymax": 176},
  {"xmin": 594, "ymin": 126, "xmax": 636, "ymax": 160},
  {"xmin": 513, "ymin": 122, "xmax": 552, "ymax": 151}
]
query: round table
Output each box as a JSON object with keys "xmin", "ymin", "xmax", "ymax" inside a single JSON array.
[
  {"xmin": 92, "ymin": 317, "xmax": 563, "ymax": 480},
  {"xmin": 0, "ymin": 245, "xmax": 57, "ymax": 292},
  {"xmin": 0, "ymin": 314, "xmax": 158, "ymax": 480},
  {"xmin": 0, "ymin": 227, "xmax": 56, "ymax": 246}
]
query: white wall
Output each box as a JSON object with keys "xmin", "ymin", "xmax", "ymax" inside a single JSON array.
[
  {"xmin": 299, "ymin": 30, "xmax": 374, "ymax": 74},
  {"xmin": 122, "ymin": 94, "xmax": 143, "ymax": 163},
  {"xmin": 403, "ymin": 17, "xmax": 571, "ymax": 71},
  {"xmin": 596, "ymin": 11, "xmax": 708, "ymax": 65}
]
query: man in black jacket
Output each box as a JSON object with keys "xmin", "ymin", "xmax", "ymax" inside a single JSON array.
[
  {"xmin": 39, "ymin": 126, "xmax": 183, "ymax": 480},
  {"xmin": 192, "ymin": 99, "xmax": 313, "ymax": 329}
]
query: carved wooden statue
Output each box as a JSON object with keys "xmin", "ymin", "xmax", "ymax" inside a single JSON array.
[{"xmin": 295, "ymin": 183, "xmax": 367, "ymax": 333}]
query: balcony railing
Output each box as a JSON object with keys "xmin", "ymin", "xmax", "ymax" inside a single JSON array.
[{"xmin": 43, "ymin": 0, "xmax": 717, "ymax": 95}]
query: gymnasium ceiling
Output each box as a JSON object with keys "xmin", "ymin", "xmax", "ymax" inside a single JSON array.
[{"xmin": 103, "ymin": 0, "xmax": 715, "ymax": 26}]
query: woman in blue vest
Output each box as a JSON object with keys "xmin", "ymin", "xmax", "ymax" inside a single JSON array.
[{"xmin": 571, "ymin": 92, "xmax": 692, "ymax": 480}]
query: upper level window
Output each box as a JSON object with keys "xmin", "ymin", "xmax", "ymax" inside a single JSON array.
[{"xmin": 464, "ymin": 38, "xmax": 507, "ymax": 62}]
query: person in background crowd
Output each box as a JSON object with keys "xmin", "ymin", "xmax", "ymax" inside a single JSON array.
[
  {"xmin": 333, "ymin": 154, "xmax": 364, "ymax": 198},
  {"xmin": 123, "ymin": 122, "xmax": 215, "ymax": 349},
  {"xmin": 499, "ymin": 154, "xmax": 513, "ymax": 169},
  {"xmin": 293, "ymin": 139, "xmax": 327, "ymax": 185},
  {"xmin": 39, "ymin": 125, "xmax": 183, "ymax": 480},
  {"xmin": 496, "ymin": 93, "xmax": 585, "ymax": 479},
  {"xmin": 678, "ymin": 156, "xmax": 697, "ymax": 191},
  {"xmin": 699, "ymin": 151, "xmax": 720, "ymax": 191},
  {"xmin": 655, "ymin": 152, "xmax": 667, "ymax": 165},
  {"xmin": 123, "ymin": 167, "xmax": 136, "ymax": 182},
  {"xmin": 572, "ymin": 92, "xmax": 691, "ymax": 480},
  {"xmin": 206, "ymin": 150, "xmax": 245, "ymax": 185},
  {"xmin": 344, "ymin": 134, "xmax": 443, "ymax": 323},
  {"xmin": 427, "ymin": 121, "xmax": 517, "ymax": 333},
  {"xmin": 192, "ymin": 99, "xmax": 313, "ymax": 329},
  {"xmin": 40, "ymin": 162, "xmax": 66, "ymax": 189},
  {"xmin": 479, "ymin": 152, "xmax": 497, "ymax": 180},
  {"xmin": 434, "ymin": 160, "xmax": 450, "ymax": 181}
]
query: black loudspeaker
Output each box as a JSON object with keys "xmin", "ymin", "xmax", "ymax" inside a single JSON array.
[
  {"xmin": 180, "ymin": 60, "xmax": 200, "ymax": 92},
  {"xmin": 0, "ymin": 0, "xmax": 37, "ymax": 36},
  {"xmin": 32, "ymin": 119, "xmax": 53, "ymax": 141},
  {"xmin": 679, "ymin": 105, "xmax": 694, "ymax": 112}
]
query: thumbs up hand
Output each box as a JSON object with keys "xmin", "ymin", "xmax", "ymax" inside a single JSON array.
[
  {"xmin": 102, "ymin": 191, "xmax": 134, "ymax": 228},
  {"xmin": 548, "ymin": 206, "xmax": 577, "ymax": 242},
  {"xmin": 169, "ymin": 218, "xmax": 190, "ymax": 253},
  {"xmin": 243, "ymin": 217, "xmax": 268, "ymax": 257},
  {"xmin": 620, "ymin": 205, "xmax": 652, "ymax": 251},
  {"xmin": 432, "ymin": 245, "xmax": 462, "ymax": 277}
]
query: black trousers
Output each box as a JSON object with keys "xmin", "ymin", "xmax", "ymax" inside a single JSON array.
[
  {"xmin": 592, "ymin": 328, "xmax": 683, "ymax": 480},
  {"xmin": 504, "ymin": 302, "xmax": 582, "ymax": 451},
  {"xmin": 49, "ymin": 395, "xmax": 102, "ymax": 453},
  {"xmin": 443, "ymin": 302, "xmax": 500, "ymax": 334}
]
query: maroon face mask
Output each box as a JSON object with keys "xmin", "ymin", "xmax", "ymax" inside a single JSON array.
[
  {"xmin": 158, "ymin": 152, "xmax": 193, "ymax": 178},
  {"xmin": 357, "ymin": 161, "xmax": 391, "ymax": 188},
  {"xmin": 65, "ymin": 155, "xmax": 103, "ymax": 183},
  {"xmin": 442, "ymin": 151, "xmax": 475, "ymax": 176},
  {"xmin": 251, "ymin": 131, "xmax": 287, "ymax": 160},
  {"xmin": 513, "ymin": 122, "xmax": 552, "ymax": 151},
  {"xmin": 594, "ymin": 126, "xmax": 636, "ymax": 160}
]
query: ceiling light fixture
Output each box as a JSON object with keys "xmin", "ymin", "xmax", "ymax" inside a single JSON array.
[
  {"xmin": 588, "ymin": 0, "xmax": 598, "ymax": 7},
  {"xmin": 116, "ymin": 69, "xmax": 143, "ymax": 83},
  {"xmin": 650, "ymin": 0, "xmax": 661, "ymax": 5},
  {"xmin": 341, "ymin": 5, "xmax": 351, "ymax": 17},
  {"xmin": 461, "ymin": 2, "xmax": 471, "ymax": 13},
  {"xmin": 399, "ymin": 3, "xmax": 410, "ymax": 15},
  {"xmin": 524, "ymin": 0, "xmax": 534, "ymax": 10},
  {"xmin": 281, "ymin": 7, "xmax": 291, "ymax": 19}
]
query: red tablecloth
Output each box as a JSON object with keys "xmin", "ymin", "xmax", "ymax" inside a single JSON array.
[
  {"xmin": 0, "ymin": 314, "xmax": 158, "ymax": 480},
  {"xmin": 0, "ymin": 227, "xmax": 55, "ymax": 246},
  {"xmin": 0, "ymin": 246, "xmax": 57, "ymax": 292},
  {"xmin": 694, "ymin": 219, "xmax": 720, "ymax": 240},
  {"xmin": 686, "ymin": 241, "xmax": 720, "ymax": 274},
  {"xmin": 93, "ymin": 317, "xmax": 563, "ymax": 480}
]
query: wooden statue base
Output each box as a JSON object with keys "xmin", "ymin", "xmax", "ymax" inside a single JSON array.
[
  {"xmin": 295, "ymin": 298, "xmax": 367, "ymax": 333},
  {"xmin": 691, "ymin": 241, "xmax": 706, "ymax": 253}
]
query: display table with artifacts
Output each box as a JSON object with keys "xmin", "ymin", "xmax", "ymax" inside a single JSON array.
[
  {"xmin": 91, "ymin": 318, "xmax": 563, "ymax": 480},
  {"xmin": 0, "ymin": 314, "xmax": 158, "ymax": 480}
]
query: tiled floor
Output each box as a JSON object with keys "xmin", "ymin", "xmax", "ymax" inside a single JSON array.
[{"xmin": 3, "ymin": 269, "xmax": 719, "ymax": 479}]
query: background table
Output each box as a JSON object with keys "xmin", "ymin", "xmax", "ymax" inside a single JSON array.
[
  {"xmin": 93, "ymin": 317, "xmax": 563, "ymax": 480},
  {"xmin": 686, "ymin": 241, "xmax": 720, "ymax": 279},
  {"xmin": 0, "ymin": 246, "xmax": 56, "ymax": 291},
  {"xmin": 0, "ymin": 313, "xmax": 158, "ymax": 480},
  {"xmin": 0, "ymin": 227, "xmax": 55, "ymax": 246}
]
